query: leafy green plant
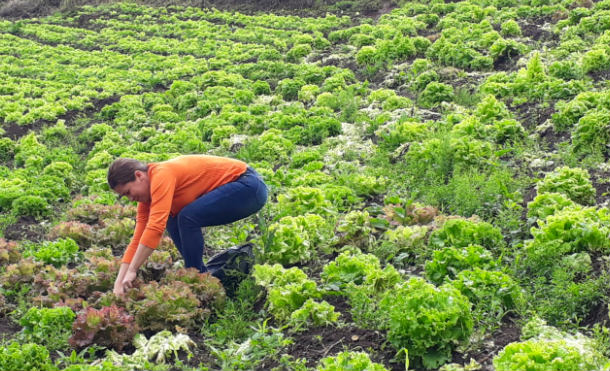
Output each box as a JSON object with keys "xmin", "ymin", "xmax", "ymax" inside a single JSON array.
[
  {"xmin": 494, "ymin": 318, "xmax": 609, "ymax": 371},
  {"xmin": 335, "ymin": 210, "xmax": 373, "ymax": 250},
  {"xmin": 253, "ymin": 264, "xmax": 322, "ymax": 322},
  {"xmin": 425, "ymin": 244, "xmax": 499, "ymax": 285},
  {"xmin": 129, "ymin": 281, "xmax": 203, "ymax": 331},
  {"xmin": 69, "ymin": 305, "xmax": 138, "ymax": 351},
  {"xmin": 161, "ymin": 268, "xmax": 226, "ymax": 310},
  {"xmin": 380, "ymin": 277, "xmax": 473, "ymax": 369},
  {"xmin": 527, "ymin": 192, "xmax": 578, "ymax": 222},
  {"xmin": 276, "ymin": 78, "xmax": 305, "ymax": 101},
  {"xmin": 428, "ymin": 217, "xmax": 504, "ymax": 252},
  {"xmin": 0, "ymin": 341, "xmax": 56, "ymax": 371},
  {"xmin": 288, "ymin": 298, "xmax": 340, "ymax": 332},
  {"xmin": 210, "ymin": 321, "xmax": 291, "ymax": 371},
  {"xmin": 525, "ymin": 206, "xmax": 610, "ymax": 269},
  {"xmin": 11, "ymin": 195, "xmax": 50, "ymax": 219},
  {"xmin": 276, "ymin": 186, "xmax": 335, "ymax": 217},
  {"xmin": 105, "ymin": 331, "xmax": 195, "ymax": 367},
  {"xmin": 450, "ymin": 268, "xmax": 524, "ymax": 328},
  {"xmin": 316, "ymin": 351, "xmax": 389, "ymax": 371},
  {"xmin": 321, "ymin": 249, "xmax": 401, "ymax": 292},
  {"xmin": 265, "ymin": 214, "xmax": 332, "ymax": 265},
  {"xmin": 322, "ymin": 249, "xmax": 401, "ymax": 329},
  {"xmin": 571, "ymin": 110, "xmax": 610, "ymax": 160},
  {"xmin": 501, "ymin": 19, "xmax": 522, "ymax": 37},
  {"xmin": 375, "ymin": 225, "xmax": 429, "ymax": 267},
  {"xmin": 581, "ymin": 48, "xmax": 610, "ymax": 74},
  {"xmin": 494, "ymin": 339, "xmax": 609, "ymax": 371},
  {"xmin": 22, "ymin": 238, "xmax": 82, "ymax": 267},
  {"xmin": 19, "ymin": 306, "xmax": 75, "ymax": 351},
  {"xmin": 419, "ymin": 82, "xmax": 454, "ymax": 108},
  {"xmin": 537, "ymin": 167, "xmax": 596, "ymax": 205}
]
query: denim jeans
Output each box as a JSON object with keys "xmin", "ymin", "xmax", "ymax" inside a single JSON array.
[{"xmin": 165, "ymin": 167, "xmax": 267, "ymax": 272}]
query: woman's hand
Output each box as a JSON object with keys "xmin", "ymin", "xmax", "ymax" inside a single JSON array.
[
  {"xmin": 113, "ymin": 282, "xmax": 125, "ymax": 296},
  {"xmin": 122, "ymin": 269, "xmax": 137, "ymax": 290},
  {"xmin": 113, "ymin": 262, "xmax": 131, "ymax": 296}
]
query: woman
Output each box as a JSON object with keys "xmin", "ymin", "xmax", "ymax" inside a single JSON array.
[{"xmin": 107, "ymin": 155, "xmax": 268, "ymax": 296}]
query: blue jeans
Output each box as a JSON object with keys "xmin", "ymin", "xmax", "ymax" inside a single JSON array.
[{"xmin": 165, "ymin": 167, "xmax": 267, "ymax": 272}]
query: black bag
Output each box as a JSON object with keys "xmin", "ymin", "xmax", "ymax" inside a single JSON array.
[{"xmin": 206, "ymin": 243, "xmax": 255, "ymax": 296}]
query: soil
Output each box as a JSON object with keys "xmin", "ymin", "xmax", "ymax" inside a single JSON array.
[
  {"xmin": 261, "ymin": 294, "xmax": 401, "ymax": 371},
  {"xmin": 520, "ymin": 22, "xmax": 558, "ymax": 44},
  {"xmin": 3, "ymin": 215, "xmax": 47, "ymax": 242},
  {"xmin": 514, "ymin": 101, "xmax": 556, "ymax": 131},
  {"xmin": 0, "ymin": 315, "xmax": 20, "ymax": 341},
  {"xmin": 452, "ymin": 316, "xmax": 521, "ymax": 371},
  {"xmin": 589, "ymin": 168, "xmax": 610, "ymax": 205}
]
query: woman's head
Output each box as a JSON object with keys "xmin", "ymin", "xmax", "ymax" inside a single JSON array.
[{"xmin": 107, "ymin": 158, "xmax": 151, "ymax": 203}]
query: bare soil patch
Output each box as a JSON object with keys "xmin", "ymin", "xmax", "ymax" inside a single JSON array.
[{"xmin": 0, "ymin": 316, "xmax": 20, "ymax": 341}]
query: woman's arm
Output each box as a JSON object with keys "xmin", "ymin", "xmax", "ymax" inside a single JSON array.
[{"xmin": 121, "ymin": 243, "xmax": 154, "ymax": 289}]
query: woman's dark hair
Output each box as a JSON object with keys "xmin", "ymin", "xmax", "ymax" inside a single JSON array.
[{"xmin": 107, "ymin": 158, "xmax": 148, "ymax": 189}]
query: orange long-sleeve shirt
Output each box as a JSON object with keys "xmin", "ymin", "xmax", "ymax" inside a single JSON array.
[{"xmin": 122, "ymin": 155, "xmax": 247, "ymax": 264}]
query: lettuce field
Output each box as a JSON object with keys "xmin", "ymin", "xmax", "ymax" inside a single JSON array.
[{"xmin": 1, "ymin": 0, "xmax": 610, "ymax": 370}]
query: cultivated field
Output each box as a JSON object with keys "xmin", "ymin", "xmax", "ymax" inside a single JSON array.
[{"xmin": 1, "ymin": 1, "xmax": 610, "ymax": 370}]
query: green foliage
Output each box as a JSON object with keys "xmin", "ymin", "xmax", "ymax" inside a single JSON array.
[
  {"xmin": 105, "ymin": 331, "xmax": 195, "ymax": 367},
  {"xmin": 276, "ymin": 78, "xmax": 305, "ymax": 101},
  {"xmin": 22, "ymin": 238, "xmax": 82, "ymax": 267},
  {"xmin": 265, "ymin": 214, "xmax": 332, "ymax": 265},
  {"xmin": 537, "ymin": 166, "xmax": 596, "ymax": 205},
  {"xmin": 19, "ymin": 306, "xmax": 75, "ymax": 351},
  {"xmin": 322, "ymin": 250, "xmax": 403, "ymax": 328},
  {"xmin": 552, "ymin": 91, "xmax": 610, "ymax": 132},
  {"xmin": 316, "ymin": 351, "xmax": 389, "ymax": 371},
  {"xmin": 240, "ymin": 129, "xmax": 295, "ymax": 164},
  {"xmin": 376, "ymin": 119, "xmax": 427, "ymax": 150},
  {"xmin": 571, "ymin": 110, "xmax": 610, "ymax": 160},
  {"xmin": 298, "ymin": 84, "xmax": 320, "ymax": 103},
  {"xmin": 0, "ymin": 341, "xmax": 56, "ymax": 371},
  {"xmin": 494, "ymin": 338, "xmax": 609, "ymax": 371},
  {"xmin": 335, "ymin": 210, "xmax": 373, "ymax": 249},
  {"xmin": 525, "ymin": 207, "xmax": 610, "ymax": 268},
  {"xmin": 380, "ymin": 277, "xmax": 473, "ymax": 369},
  {"xmin": 494, "ymin": 318, "xmax": 609, "ymax": 371},
  {"xmin": 375, "ymin": 225, "xmax": 429, "ymax": 267},
  {"xmin": 253, "ymin": 264, "xmax": 321, "ymax": 322},
  {"xmin": 0, "ymin": 138, "xmax": 15, "ymax": 163},
  {"xmin": 11, "ymin": 195, "xmax": 50, "ymax": 219},
  {"xmin": 501, "ymin": 19, "xmax": 522, "ymax": 37},
  {"xmin": 523, "ymin": 206, "xmax": 610, "ymax": 325},
  {"xmin": 210, "ymin": 322, "xmax": 291, "ymax": 371},
  {"xmin": 527, "ymin": 192, "xmax": 578, "ymax": 221},
  {"xmin": 450, "ymin": 268, "xmax": 524, "ymax": 328},
  {"xmin": 581, "ymin": 48, "xmax": 610, "ymax": 74},
  {"xmin": 428, "ymin": 218, "xmax": 505, "ymax": 252},
  {"xmin": 425, "ymin": 244, "xmax": 499, "ymax": 285},
  {"xmin": 286, "ymin": 44, "xmax": 312, "ymax": 62},
  {"xmin": 288, "ymin": 299, "xmax": 340, "ymax": 331},
  {"xmin": 277, "ymin": 186, "xmax": 334, "ymax": 217},
  {"xmin": 202, "ymin": 278, "xmax": 261, "ymax": 346},
  {"xmin": 322, "ymin": 250, "xmax": 401, "ymax": 292},
  {"xmin": 419, "ymin": 82, "xmax": 454, "ymax": 108}
]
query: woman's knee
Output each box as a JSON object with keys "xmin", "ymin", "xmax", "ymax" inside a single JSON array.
[{"xmin": 176, "ymin": 209, "xmax": 199, "ymax": 228}]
